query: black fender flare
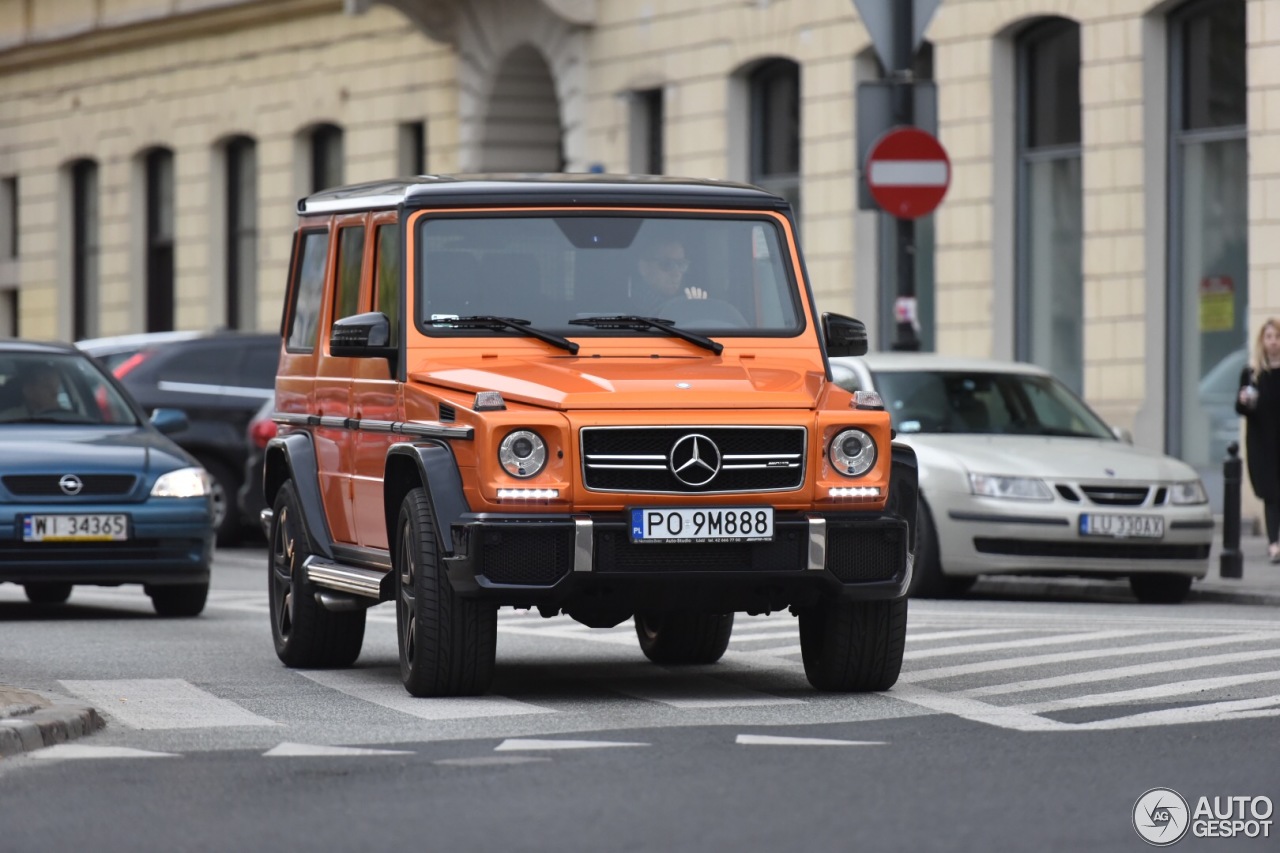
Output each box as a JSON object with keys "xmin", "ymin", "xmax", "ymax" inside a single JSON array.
[
  {"xmin": 888, "ymin": 442, "xmax": 919, "ymax": 554},
  {"xmin": 262, "ymin": 432, "xmax": 335, "ymax": 560},
  {"xmin": 383, "ymin": 441, "xmax": 468, "ymax": 557}
]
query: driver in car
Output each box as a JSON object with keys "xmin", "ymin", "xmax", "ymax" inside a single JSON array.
[
  {"xmin": 630, "ymin": 236, "xmax": 708, "ymax": 316},
  {"xmin": 0, "ymin": 362, "xmax": 66, "ymax": 420}
]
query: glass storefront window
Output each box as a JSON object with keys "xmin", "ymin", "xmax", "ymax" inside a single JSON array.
[
  {"xmin": 1015, "ymin": 19, "xmax": 1083, "ymax": 392},
  {"xmin": 1169, "ymin": 0, "xmax": 1247, "ymax": 509}
]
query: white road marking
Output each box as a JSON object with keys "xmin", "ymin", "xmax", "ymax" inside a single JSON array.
[
  {"xmin": 964, "ymin": 647, "xmax": 1280, "ymax": 697},
  {"xmin": 609, "ymin": 676, "xmax": 803, "ymax": 709},
  {"xmin": 494, "ymin": 738, "xmax": 648, "ymax": 751},
  {"xmin": 906, "ymin": 628, "xmax": 1023, "ymax": 643},
  {"xmin": 32, "ymin": 744, "xmax": 179, "ymax": 759},
  {"xmin": 888, "ymin": 684, "xmax": 1070, "ymax": 732},
  {"xmin": 903, "ymin": 629, "xmax": 1146, "ymax": 660},
  {"xmin": 736, "ymin": 734, "xmax": 887, "ymax": 746},
  {"xmin": 263, "ymin": 742, "xmax": 415, "ymax": 757},
  {"xmin": 902, "ymin": 632, "xmax": 1274, "ymax": 682},
  {"xmin": 58, "ymin": 679, "xmax": 278, "ymax": 730},
  {"xmin": 497, "ymin": 624, "xmax": 638, "ymax": 646},
  {"xmin": 297, "ymin": 669, "xmax": 556, "ymax": 720},
  {"xmin": 1073, "ymin": 695, "xmax": 1280, "ymax": 730},
  {"xmin": 1016, "ymin": 670, "xmax": 1280, "ymax": 714}
]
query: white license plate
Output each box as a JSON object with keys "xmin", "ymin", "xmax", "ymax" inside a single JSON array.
[
  {"xmin": 630, "ymin": 507, "xmax": 774, "ymax": 543},
  {"xmin": 1079, "ymin": 513, "xmax": 1164, "ymax": 539},
  {"xmin": 23, "ymin": 514, "xmax": 129, "ymax": 542}
]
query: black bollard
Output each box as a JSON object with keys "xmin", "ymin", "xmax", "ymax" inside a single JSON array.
[{"xmin": 1220, "ymin": 441, "xmax": 1243, "ymax": 580}]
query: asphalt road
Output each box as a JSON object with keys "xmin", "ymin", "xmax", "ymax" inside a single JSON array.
[{"xmin": 1, "ymin": 546, "xmax": 1278, "ymax": 852}]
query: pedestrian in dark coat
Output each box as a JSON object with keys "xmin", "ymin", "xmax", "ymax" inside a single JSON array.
[{"xmin": 1235, "ymin": 317, "xmax": 1280, "ymax": 562}]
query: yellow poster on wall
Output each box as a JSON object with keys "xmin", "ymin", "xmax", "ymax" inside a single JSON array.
[{"xmin": 1199, "ymin": 275, "xmax": 1235, "ymax": 332}]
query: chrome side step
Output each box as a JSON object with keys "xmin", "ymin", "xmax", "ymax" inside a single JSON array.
[{"xmin": 303, "ymin": 556, "xmax": 385, "ymax": 600}]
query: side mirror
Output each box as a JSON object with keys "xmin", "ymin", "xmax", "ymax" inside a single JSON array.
[
  {"xmin": 822, "ymin": 313, "xmax": 869, "ymax": 358},
  {"xmin": 1111, "ymin": 425, "xmax": 1134, "ymax": 444},
  {"xmin": 330, "ymin": 312, "xmax": 394, "ymax": 358},
  {"xmin": 150, "ymin": 408, "xmax": 189, "ymax": 435}
]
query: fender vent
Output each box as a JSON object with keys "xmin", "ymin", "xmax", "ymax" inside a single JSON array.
[{"xmin": 439, "ymin": 404, "xmax": 456, "ymax": 422}]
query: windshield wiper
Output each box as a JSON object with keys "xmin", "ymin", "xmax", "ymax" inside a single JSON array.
[
  {"xmin": 567, "ymin": 315, "xmax": 723, "ymax": 355},
  {"xmin": 433, "ymin": 315, "xmax": 579, "ymax": 354}
]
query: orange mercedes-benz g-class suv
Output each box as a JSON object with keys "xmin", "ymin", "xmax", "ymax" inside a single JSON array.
[{"xmin": 263, "ymin": 174, "xmax": 917, "ymax": 697}]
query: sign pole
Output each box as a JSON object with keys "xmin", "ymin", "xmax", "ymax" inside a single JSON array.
[{"xmin": 891, "ymin": 0, "xmax": 919, "ymax": 352}]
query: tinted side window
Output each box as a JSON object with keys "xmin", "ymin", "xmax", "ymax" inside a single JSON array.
[
  {"xmin": 333, "ymin": 225, "xmax": 365, "ymax": 323},
  {"xmin": 155, "ymin": 343, "xmax": 226, "ymax": 385},
  {"xmin": 237, "ymin": 340, "xmax": 281, "ymax": 389},
  {"xmin": 375, "ymin": 224, "xmax": 400, "ymax": 343},
  {"xmin": 286, "ymin": 230, "xmax": 329, "ymax": 351}
]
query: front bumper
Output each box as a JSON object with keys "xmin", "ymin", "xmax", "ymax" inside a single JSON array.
[
  {"xmin": 934, "ymin": 495, "xmax": 1213, "ymax": 579},
  {"xmin": 0, "ymin": 499, "xmax": 213, "ymax": 586},
  {"xmin": 440, "ymin": 510, "xmax": 911, "ymax": 611}
]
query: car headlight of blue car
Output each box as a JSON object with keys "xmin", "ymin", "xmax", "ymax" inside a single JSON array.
[{"xmin": 151, "ymin": 467, "xmax": 212, "ymax": 499}]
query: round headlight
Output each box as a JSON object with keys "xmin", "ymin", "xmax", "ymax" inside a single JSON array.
[
  {"xmin": 498, "ymin": 429, "xmax": 547, "ymax": 478},
  {"xmin": 829, "ymin": 428, "xmax": 876, "ymax": 477}
]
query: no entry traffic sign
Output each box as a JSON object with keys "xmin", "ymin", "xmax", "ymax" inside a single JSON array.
[{"xmin": 865, "ymin": 126, "xmax": 951, "ymax": 219}]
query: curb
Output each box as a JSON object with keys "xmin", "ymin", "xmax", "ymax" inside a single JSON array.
[{"xmin": 0, "ymin": 700, "xmax": 105, "ymax": 759}]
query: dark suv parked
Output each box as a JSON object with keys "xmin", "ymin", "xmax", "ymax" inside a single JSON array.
[{"xmin": 84, "ymin": 331, "xmax": 280, "ymax": 543}]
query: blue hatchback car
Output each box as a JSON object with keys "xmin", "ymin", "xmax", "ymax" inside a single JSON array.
[{"xmin": 0, "ymin": 340, "xmax": 214, "ymax": 616}]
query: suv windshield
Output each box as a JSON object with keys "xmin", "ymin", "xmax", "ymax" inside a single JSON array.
[
  {"xmin": 872, "ymin": 369, "xmax": 1114, "ymax": 438},
  {"xmin": 416, "ymin": 214, "xmax": 801, "ymax": 336},
  {"xmin": 0, "ymin": 352, "xmax": 140, "ymax": 426}
]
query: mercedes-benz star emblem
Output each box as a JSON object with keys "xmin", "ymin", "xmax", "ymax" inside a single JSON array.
[
  {"xmin": 58, "ymin": 474, "xmax": 84, "ymax": 496},
  {"xmin": 669, "ymin": 434, "xmax": 721, "ymax": 487}
]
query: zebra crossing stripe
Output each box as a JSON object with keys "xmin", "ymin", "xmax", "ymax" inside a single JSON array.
[
  {"xmin": 901, "ymin": 632, "xmax": 1275, "ymax": 682},
  {"xmin": 1074, "ymin": 694, "xmax": 1280, "ymax": 730},
  {"xmin": 32, "ymin": 744, "xmax": 179, "ymax": 760},
  {"xmin": 297, "ymin": 669, "xmax": 557, "ymax": 720},
  {"xmin": 736, "ymin": 734, "xmax": 887, "ymax": 746},
  {"xmin": 1016, "ymin": 670, "xmax": 1280, "ymax": 714},
  {"xmin": 964, "ymin": 646, "xmax": 1280, "ymax": 697},
  {"xmin": 58, "ymin": 679, "xmax": 278, "ymax": 730},
  {"xmin": 903, "ymin": 629, "xmax": 1146, "ymax": 661},
  {"xmin": 264, "ymin": 742, "xmax": 415, "ymax": 757},
  {"xmin": 495, "ymin": 738, "xmax": 648, "ymax": 750}
]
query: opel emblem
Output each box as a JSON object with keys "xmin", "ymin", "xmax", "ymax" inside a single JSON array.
[
  {"xmin": 669, "ymin": 434, "xmax": 721, "ymax": 487},
  {"xmin": 59, "ymin": 474, "xmax": 84, "ymax": 496}
]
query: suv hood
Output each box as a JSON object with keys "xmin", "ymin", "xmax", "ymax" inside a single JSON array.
[{"xmin": 411, "ymin": 356, "xmax": 825, "ymax": 410}]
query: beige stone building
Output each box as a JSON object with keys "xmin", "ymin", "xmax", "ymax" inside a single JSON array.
[{"xmin": 0, "ymin": 0, "xmax": 1274, "ymax": 500}]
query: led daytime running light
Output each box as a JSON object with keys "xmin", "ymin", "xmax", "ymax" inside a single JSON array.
[
  {"xmin": 829, "ymin": 486, "xmax": 881, "ymax": 499},
  {"xmin": 496, "ymin": 488, "xmax": 559, "ymax": 499}
]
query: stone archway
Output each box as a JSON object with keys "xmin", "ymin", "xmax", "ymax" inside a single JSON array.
[
  {"xmin": 478, "ymin": 44, "xmax": 563, "ymax": 171},
  {"xmin": 352, "ymin": 0, "xmax": 593, "ymax": 172}
]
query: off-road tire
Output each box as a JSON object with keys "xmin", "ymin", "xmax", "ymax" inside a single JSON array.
[
  {"xmin": 148, "ymin": 583, "xmax": 209, "ymax": 617},
  {"xmin": 635, "ymin": 612, "xmax": 734, "ymax": 665},
  {"xmin": 24, "ymin": 583, "xmax": 72, "ymax": 605},
  {"xmin": 268, "ymin": 480, "xmax": 365, "ymax": 666},
  {"xmin": 908, "ymin": 499, "xmax": 976, "ymax": 598},
  {"xmin": 798, "ymin": 597, "xmax": 908, "ymax": 692},
  {"xmin": 396, "ymin": 487, "xmax": 497, "ymax": 697},
  {"xmin": 1129, "ymin": 573, "xmax": 1192, "ymax": 604}
]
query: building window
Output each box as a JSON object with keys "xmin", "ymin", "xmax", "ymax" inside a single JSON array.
[
  {"xmin": 1, "ymin": 288, "xmax": 16, "ymax": 336},
  {"xmin": 70, "ymin": 160, "xmax": 99, "ymax": 340},
  {"xmin": 1015, "ymin": 19, "xmax": 1083, "ymax": 392},
  {"xmin": 398, "ymin": 121, "xmax": 426, "ymax": 176},
  {"xmin": 750, "ymin": 60, "xmax": 801, "ymax": 217},
  {"xmin": 144, "ymin": 148, "xmax": 176, "ymax": 332},
  {"xmin": 1, "ymin": 176, "xmax": 16, "ymax": 260},
  {"xmin": 226, "ymin": 136, "xmax": 257, "ymax": 330},
  {"xmin": 311, "ymin": 124, "xmax": 344, "ymax": 192},
  {"xmin": 629, "ymin": 88, "xmax": 664, "ymax": 175},
  {"xmin": 1168, "ymin": 0, "xmax": 1247, "ymax": 477}
]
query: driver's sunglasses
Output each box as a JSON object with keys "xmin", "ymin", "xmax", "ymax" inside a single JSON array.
[{"xmin": 647, "ymin": 257, "xmax": 689, "ymax": 273}]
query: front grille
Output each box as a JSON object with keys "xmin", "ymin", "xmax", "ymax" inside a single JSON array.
[
  {"xmin": 1080, "ymin": 485, "xmax": 1149, "ymax": 506},
  {"xmin": 974, "ymin": 537, "xmax": 1210, "ymax": 561},
  {"xmin": 827, "ymin": 526, "xmax": 905, "ymax": 582},
  {"xmin": 2, "ymin": 474, "xmax": 138, "ymax": 497},
  {"xmin": 581, "ymin": 426, "xmax": 806, "ymax": 494},
  {"xmin": 594, "ymin": 528, "xmax": 807, "ymax": 572},
  {"xmin": 476, "ymin": 528, "xmax": 573, "ymax": 585}
]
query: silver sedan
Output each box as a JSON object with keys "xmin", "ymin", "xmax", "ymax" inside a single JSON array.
[{"xmin": 830, "ymin": 353, "xmax": 1213, "ymax": 603}]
